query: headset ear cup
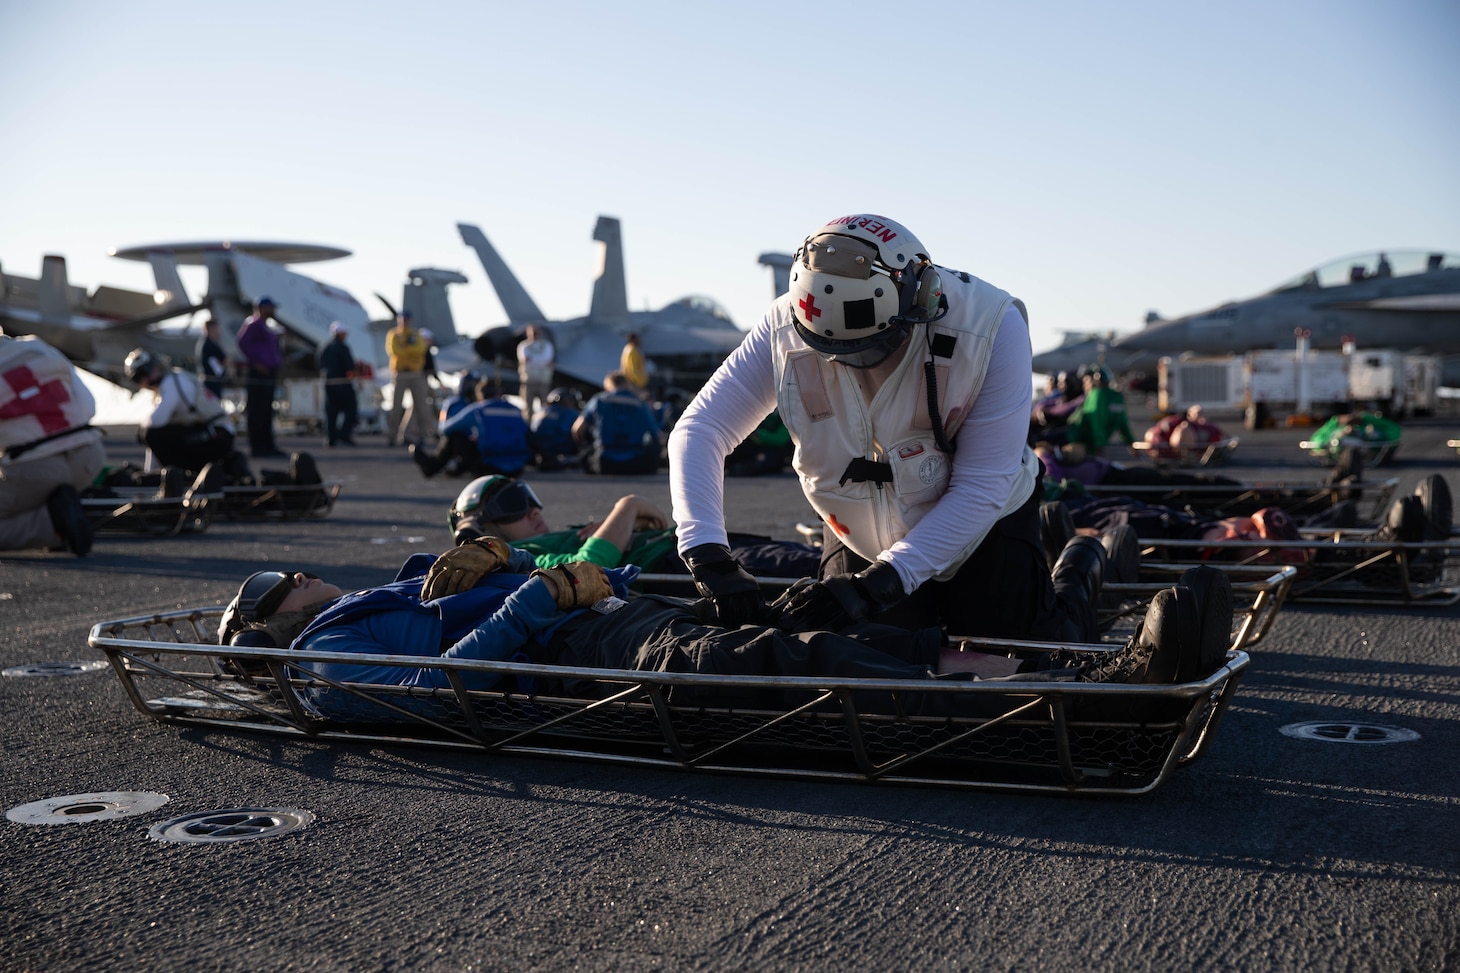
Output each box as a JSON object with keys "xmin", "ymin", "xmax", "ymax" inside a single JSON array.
[{"xmin": 915, "ymin": 267, "xmax": 943, "ymax": 318}]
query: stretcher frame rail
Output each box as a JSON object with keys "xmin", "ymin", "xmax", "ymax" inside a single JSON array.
[
  {"xmin": 90, "ymin": 607, "xmax": 1248, "ymax": 796},
  {"xmin": 1133, "ymin": 534, "xmax": 1460, "ymax": 606}
]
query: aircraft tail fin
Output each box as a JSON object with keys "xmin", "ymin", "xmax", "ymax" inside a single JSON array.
[
  {"xmin": 145, "ymin": 250, "xmax": 191, "ymax": 310},
  {"xmin": 589, "ymin": 216, "xmax": 629, "ymax": 324},
  {"xmin": 38, "ymin": 255, "xmax": 72, "ymax": 321},
  {"xmin": 758, "ymin": 252, "xmax": 794, "ymax": 298},
  {"xmin": 457, "ymin": 222, "xmax": 547, "ymax": 325},
  {"xmin": 402, "ymin": 267, "xmax": 468, "ymax": 345}
]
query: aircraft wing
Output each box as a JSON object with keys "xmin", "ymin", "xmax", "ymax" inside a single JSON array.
[
  {"xmin": 640, "ymin": 326, "xmax": 747, "ymax": 357},
  {"xmin": 457, "ymin": 223, "xmax": 548, "ymax": 325},
  {"xmin": 1325, "ymin": 295, "xmax": 1460, "ymax": 311},
  {"xmin": 553, "ymin": 328, "xmax": 626, "ymax": 386}
]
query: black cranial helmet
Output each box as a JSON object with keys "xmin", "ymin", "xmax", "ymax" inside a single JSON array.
[
  {"xmin": 124, "ymin": 348, "xmax": 158, "ymax": 384},
  {"xmin": 218, "ymin": 570, "xmax": 294, "ymax": 645}
]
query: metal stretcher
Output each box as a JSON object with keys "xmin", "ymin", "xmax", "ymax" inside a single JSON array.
[
  {"xmin": 1131, "ymin": 533, "xmax": 1460, "ymax": 607},
  {"xmin": 636, "ymin": 564, "xmax": 1295, "ymax": 654},
  {"xmin": 1130, "ymin": 437, "xmax": 1240, "ymax": 467},
  {"xmin": 217, "ymin": 481, "xmax": 343, "ymax": 520},
  {"xmin": 89, "ymin": 607, "xmax": 1248, "ymax": 796},
  {"xmin": 80, "ymin": 488, "xmax": 216, "ymax": 537},
  {"xmin": 1082, "ymin": 477, "xmax": 1399, "ymax": 521},
  {"xmin": 1301, "ymin": 435, "xmax": 1401, "ymax": 468}
]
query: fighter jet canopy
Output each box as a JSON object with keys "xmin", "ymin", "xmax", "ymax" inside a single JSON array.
[{"xmin": 1270, "ymin": 251, "xmax": 1458, "ymax": 293}]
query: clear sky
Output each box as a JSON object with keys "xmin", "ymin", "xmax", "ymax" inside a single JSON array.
[{"xmin": 2, "ymin": 0, "xmax": 1456, "ymax": 363}]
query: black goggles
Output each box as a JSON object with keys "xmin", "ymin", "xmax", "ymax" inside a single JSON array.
[
  {"xmin": 234, "ymin": 570, "xmax": 319, "ymax": 624},
  {"xmin": 481, "ymin": 481, "xmax": 543, "ymax": 524}
]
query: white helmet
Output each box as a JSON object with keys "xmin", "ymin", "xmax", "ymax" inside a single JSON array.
[{"xmin": 788, "ymin": 214, "xmax": 946, "ymax": 368}]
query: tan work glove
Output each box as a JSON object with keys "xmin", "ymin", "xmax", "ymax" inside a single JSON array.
[
  {"xmin": 531, "ymin": 561, "xmax": 613, "ymax": 610},
  {"xmin": 421, "ymin": 537, "xmax": 512, "ymax": 601}
]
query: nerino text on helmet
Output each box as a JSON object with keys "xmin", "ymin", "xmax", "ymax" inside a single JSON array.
[{"xmin": 825, "ymin": 216, "xmax": 900, "ymax": 244}]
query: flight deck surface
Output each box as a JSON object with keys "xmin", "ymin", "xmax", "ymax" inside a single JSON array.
[{"xmin": 4, "ymin": 414, "xmax": 1457, "ymax": 972}]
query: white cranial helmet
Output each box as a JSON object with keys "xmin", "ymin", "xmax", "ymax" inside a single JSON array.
[{"xmin": 788, "ymin": 214, "xmax": 945, "ymax": 368}]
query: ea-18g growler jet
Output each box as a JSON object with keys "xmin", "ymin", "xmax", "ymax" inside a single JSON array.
[
  {"xmin": 460, "ymin": 216, "xmax": 747, "ymax": 392},
  {"xmin": 1113, "ymin": 250, "xmax": 1460, "ymax": 363}
]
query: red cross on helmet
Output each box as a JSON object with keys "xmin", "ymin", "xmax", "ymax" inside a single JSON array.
[{"xmin": 787, "ymin": 214, "xmax": 945, "ymax": 368}]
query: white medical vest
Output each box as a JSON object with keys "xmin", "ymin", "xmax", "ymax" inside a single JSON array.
[{"xmin": 771, "ymin": 270, "xmax": 1038, "ymax": 578}]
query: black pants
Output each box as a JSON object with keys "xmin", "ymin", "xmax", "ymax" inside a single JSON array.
[
  {"xmin": 542, "ymin": 596, "xmax": 1074, "ymax": 719},
  {"xmin": 142, "ymin": 426, "xmax": 236, "ymax": 473},
  {"xmin": 324, "ymin": 384, "xmax": 358, "ymax": 444},
  {"xmin": 819, "ymin": 482, "xmax": 1092, "ymax": 643},
  {"xmin": 245, "ymin": 369, "xmax": 278, "ymax": 455},
  {"xmin": 546, "ymin": 595, "xmax": 948, "ymax": 709}
]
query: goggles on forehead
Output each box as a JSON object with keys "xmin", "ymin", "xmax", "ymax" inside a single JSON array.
[{"xmin": 480, "ymin": 481, "xmax": 543, "ymax": 524}]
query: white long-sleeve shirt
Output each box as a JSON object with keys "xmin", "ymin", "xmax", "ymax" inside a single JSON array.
[{"xmin": 669, "ymin": 304, "xmax": 1033, "ymax": 592}]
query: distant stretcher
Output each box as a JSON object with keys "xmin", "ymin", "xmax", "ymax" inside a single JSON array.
[
  {"xmin": 1082, "ymin": 476, "xmax": 1400, "ymax": 521},
  {"xmin": 1130, "ymin": 437, "xmax": 1240, "ymax": 467},
  {"xmin": 1130, "ymin": 533, "xmax": 1460, "ymax": 607},
  {"xmin": 217, "ymin": 481, "xmax": 343, "ymax": 520},
  {"xmin": 89, "ymin": 606, "xmax": 1249, "ymax": 796},
  {"xmin": 81, "ymin": 487, "xmax": 214, "ymax": 537},
  {"xmin": 1301, "ymin": 435, "xmax": 1401, "ymax": 469}
]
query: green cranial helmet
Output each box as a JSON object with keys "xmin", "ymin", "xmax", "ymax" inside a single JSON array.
[
  {"xmin": 449, "ymin": 475, "xmax": 544, "ymax": 532},
  {"xmin": 449, "ymin": 475, "xmax": 511, "ymax": 532}
]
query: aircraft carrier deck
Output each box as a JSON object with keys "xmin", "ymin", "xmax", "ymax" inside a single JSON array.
[{"xmin": 3, "ymin": 413, "xmax": 1457, "ymax": 971}]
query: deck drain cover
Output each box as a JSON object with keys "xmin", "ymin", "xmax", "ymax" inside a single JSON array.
[
  {"xmin": 3, "ymin": 660, "xmax": 109, "ymax": 678},
  {"xmin": 7, "ymin": 791, "xmax": 170, "ymax": 825},
  {"xmin": 1280, "ymin": 721, "xmax": 1420, "ymax": 744},
  {"xmin": 148, "ymin": 808, "xmax": 315, "ymax": 844}
]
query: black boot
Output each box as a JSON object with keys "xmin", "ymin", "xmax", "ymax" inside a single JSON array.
[
  {"xmin": 1097, "ymin": 525, "xmax": 1140, "ymax": 610},
  {"xmin": 290, "ymin": 452, "xmax": 322, "ymax": 487},
  {"xmin": 46, "ymin": 484, "xmax": 93, "ymax": 557},
  {"xmin": 1176, "ymin": 565, "xmax": 1234, "ymax": 681},
  {"xmin": 1373, "ymin": 495, "xmax": 1424, "ymax": 544},
  {"xmin": 1051, "ymin": 535, "xmax": 1106, "ymax": 641},
  {"xmin": 1078, "ymin": 585, "xmax": 1201, "ymax": 684},
  {"xmin": 1416, "ymin": 474, "xmax": 1453, "ymax": 541},
  {"xmin": 410, "ymin": 442, "xmax": 447, "ymax": 478},
  {"xmin": 1039, "ymin": 501, "xmax": 1076, "ymax": 572}
]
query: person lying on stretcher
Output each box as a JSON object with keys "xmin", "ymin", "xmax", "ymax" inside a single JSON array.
[
  {"xmin": 217, "ymin": 540, "xmax": 1235, "ymax": 721},
  {"xmin": 446, "ymin": 474, "xmax": 822, "ymax": 580},
  {"xmin": 1059, "ymin": 474, "xmax": 1452, "ymax": 566}
]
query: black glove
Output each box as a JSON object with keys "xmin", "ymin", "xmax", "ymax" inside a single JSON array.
[
  {"xmin": 776, "ymin": 561, "xmax": 905, "ymax": 633},
  {"xmin": 683, "ymin": 543, "xmax": 765, "ymax": 627}
]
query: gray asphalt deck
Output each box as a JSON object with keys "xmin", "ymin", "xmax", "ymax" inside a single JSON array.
[{"xmin": 3, "ymin": 417, "xmax": 1458, "ymax": 972}]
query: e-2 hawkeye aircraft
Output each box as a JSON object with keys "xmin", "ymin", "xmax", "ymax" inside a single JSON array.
[
  {"xmin": 460, "ymin": 216, "xmax": 747, "ymax": 392},
  {"xmin": 1112, "ymin": 250, "xmax": 1460, "ymax": 379}
]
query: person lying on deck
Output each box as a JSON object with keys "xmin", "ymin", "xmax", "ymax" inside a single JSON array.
[{"xmin": 216, "ymin": 541, "xmax": 1235, "ymax": 722}]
